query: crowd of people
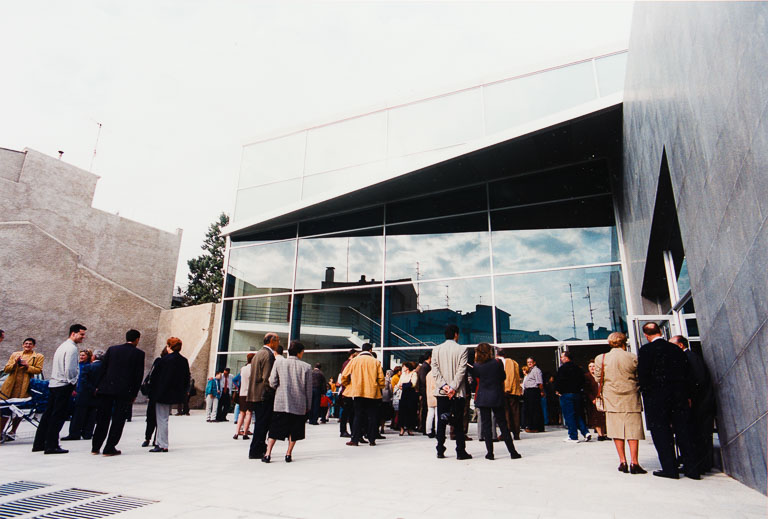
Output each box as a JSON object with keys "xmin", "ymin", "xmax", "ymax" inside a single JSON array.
[{"xmin": 1, "ymin": 321, "xmax": 716, "ymax": 479}]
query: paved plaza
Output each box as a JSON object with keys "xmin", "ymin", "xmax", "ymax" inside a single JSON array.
[{"xmin": 1, "ymin": 410, "xmax": 765, "ymax": 518}]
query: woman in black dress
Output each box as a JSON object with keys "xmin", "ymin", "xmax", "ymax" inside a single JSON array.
[
  {"xmin": 395, "ymin": 362, "xmax": 419, "ymax": 435},
  {"xmin": 471, "ymin": 343, "xmax": 521, "ymax": 460}
]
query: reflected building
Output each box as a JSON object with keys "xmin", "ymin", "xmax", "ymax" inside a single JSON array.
[{"xmin": 216, "ymin": 3, "xmax": 768, "ymax": 494}]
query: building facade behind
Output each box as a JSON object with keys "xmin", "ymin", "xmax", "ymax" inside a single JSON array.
[{"xmin": 0, "ymin": 147, "xmax": 182, "ymax": 373}]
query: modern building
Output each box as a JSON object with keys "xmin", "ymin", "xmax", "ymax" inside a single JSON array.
[
  {"xmin": 0, "ymin": 147, "xmax": 182, "ymax": 373},
  {"xmin": 218, "ymin": 3, "xmax": 767, "ymax": 493}
]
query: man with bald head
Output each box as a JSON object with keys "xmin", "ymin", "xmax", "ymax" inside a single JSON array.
[
  {"xmin": 638, "ymin": 323, "xmax": 698, "ymax": 480},
  {"xmin": 247, "ymin": 332, "xmax": 280, "ymax": 460}
]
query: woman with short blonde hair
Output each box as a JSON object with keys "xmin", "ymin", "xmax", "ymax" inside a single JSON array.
[{"xmin": 594, "ymin": 332, "xmax": 646, "ymax": 474}]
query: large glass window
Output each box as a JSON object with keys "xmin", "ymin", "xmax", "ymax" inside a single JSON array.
[
  {"xmin": 234, "ymin": 179, "xmax": 302, "ymax": 222},
  {"xmin": 239, "ymin": 132, "xmax": 307, "ymax": 188},
  {"xmin": 304, "ymin": 112, "xmax": 388, "ymax": 175},
  {"xmin": 385, "ymin": 213, "xmax": 490, "ymax": 282},
  {"xmin": 386, "ymin": 277, "xmax": 493, "ymax": 347},
  {"xmin": 483, "ymin": 60, "xmax": 597, "ymax": 135},
  {"xmin": 494, "ymin": 265, "xmax": 627, "ymax": 343},
  {"xmin": 226, "ymin": 241, "xmax": 296, "ymax": 296},
  {"xmin": 295, "ymin": 229, "xmax": 383, "ymax": 291},
  {"xmin": 293, "ymin": 287, "xmax": 382, "ymax": 350},
  {"xmin": 222, "ymin": 296, "xmax": 291, "ymax": 353},
  {"xmin": 387, "ymin": 89, "xmax": 484, "ymax": 157},
  {"xmin": 492, "ymin": 227, "xmax": 616, "ymax": 273}
]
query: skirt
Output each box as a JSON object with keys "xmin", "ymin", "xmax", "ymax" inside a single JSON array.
[
  {"xmin": 606, "ymin": 411, "xmax": 645, "ymax": 440},
  {"xmin": 238, "ymin": 395, "xmax": 254, "ymax": 411},
  {"xmin": 269, "ymin": 412, "xmax": 306, "ymax": 441}
]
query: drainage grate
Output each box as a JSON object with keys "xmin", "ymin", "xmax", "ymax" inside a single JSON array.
[
  {"xmin": 0, "ymin": 489, "xmax": 104, "ymax": 518},
  {"xmin": 0, "ymin": 482, "xmax": 50, "ymax": 498},
  {"xmin": 35, "ymin": 495, "xmax": 156, "ymax": 519}
]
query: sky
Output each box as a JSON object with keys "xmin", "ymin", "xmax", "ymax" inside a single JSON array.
[{"xmin": 0, "ymin": 1, "xmax": 633, "ymax": 289}]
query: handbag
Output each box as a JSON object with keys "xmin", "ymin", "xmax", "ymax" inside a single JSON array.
[
  {"xmin": 140, "ymin": 363, "xmax": 155, "ymax": 397},
  {"xmin": 595, "ymin": 354, "xmax": 606, "ymax": 412}
]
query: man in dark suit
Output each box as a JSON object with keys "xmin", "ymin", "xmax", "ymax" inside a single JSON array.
[
  {"xmin": 247, "ymin": 332, "xmax": 279, "ymax": 460},
  {"xmin": 670, "ymin": 335, "xmax": 716, "ymax": 474},
  {"xmin": 638, "ymin": 323, "xmax": 698, "ymax": 480},
  {"xmin": 91, "ymin": 329, "xmax": 145, "ymax": 456},
  {"xmin": 416, "ymin": 353, "xmax": 431, "ymax": 434}
]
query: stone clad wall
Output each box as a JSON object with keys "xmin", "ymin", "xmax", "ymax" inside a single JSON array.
[
  {"xmin": 620, "ymin": 3, "xmax": 768, "ymax": 493},
  {"xmin": 155, "ymin": 303, "xmax": 221, "ymax": 409},
  {"xmin": 0, "ymin": 147, "xmax": 182, "ymax": 377}
]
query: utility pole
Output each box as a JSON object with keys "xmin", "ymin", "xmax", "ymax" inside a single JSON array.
[
  {"xmin": 90, "ymin": 122, "xmax": 102, "ymax": 172},
  {"xmin": 568, "ymin": 283, "xmax": 577, "ymax": 339},
  {"xmin": 584, "ymin": 285, "xmax": 595, "ymax": 323}
]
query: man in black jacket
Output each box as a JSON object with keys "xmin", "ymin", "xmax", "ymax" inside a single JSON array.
[
  {"xmin": 670, "ymin": 335, "xmax": 716, "ymax": 474},
  {"xmin": 91, "ymin": 330, "xmax": 145, "ymax": 456},
  {"xmin": 555, "ymin": 350, "xmax": 591, "ymax": 443},
  {"xmin": 638, "ymin": 323, "xmax": 698, "ymax": 480}
]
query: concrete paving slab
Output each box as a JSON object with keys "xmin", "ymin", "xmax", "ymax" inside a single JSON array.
[{"xmin": 1, "ymin": 410, "xmax": 765, "ymax": 518}]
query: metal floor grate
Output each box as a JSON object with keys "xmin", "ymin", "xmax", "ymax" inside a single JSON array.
[
  {"xmin": 34, "ymin": 495, "xmax": 156, "ymax": 519},
  {"xmin": 0, "ymin": 489, "xmax": 104, "ymax": 518},
  {"xmin": 0, "ymin": 482, "xmax": 50, "ymax": 498}
]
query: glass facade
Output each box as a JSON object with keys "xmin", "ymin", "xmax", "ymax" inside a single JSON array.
[
  {"xmin": 219, "ymin": 173, "xmax": 629, "ymax": 372},
  {"xmin": 232, "ymin": 50, "xmax": 628, "ymax": 225}
]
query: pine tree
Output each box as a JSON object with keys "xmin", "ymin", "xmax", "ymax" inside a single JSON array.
[{"xmin": 185, "ymin": 212, "xmax": 229, "ymax": 305}]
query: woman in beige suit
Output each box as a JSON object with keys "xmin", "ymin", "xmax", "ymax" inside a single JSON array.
[{"xmin": 594, "ymin": 332, "xmax": 647, "ymax": 475}]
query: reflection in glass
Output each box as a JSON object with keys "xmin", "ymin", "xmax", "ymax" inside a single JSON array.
[
  {"xmin": 595, "ymin": 52, "xmax": 627, "ymax": 96},
  {"xmin": 296, "ymin": 231, "xmax": 383, "ymax": 290},
  {"xmin": 388, "ymin": 88, "xmax": 484, "ymax": 158},
  {"xmin": 383, "ymin": 348, "xmax": 434, "ymax": 373},
  {"xmin": 386, "ymin": 214, "xmax": 490, "ymax": 282},
  {"xmin": 227, "ymin": 241, "xmax": 296, "ymax": 296},
  {"xmin": 234, "ymin": 179, "xmax": 302, "ymax": 223},
  {"xmin": 294, "ymin": 287, "xmax": 382, "ymax": 350},
  {"xmin": 304, "ymin": 112, "xmax": 388, "ymax": 175},
  {"xmin": 494, "ymin": 266, "xmax": 627, "ymax": 343},
  {"xmin": 676, "ymin": 258, "xmax": 690, "ymax": 297},
  {"xmin": 386, "ymin": 184, "xmax": 486, "ymax": 224},
  {"xmin": 225, "ymin": 296, "xmax": 291, "ymax": 354},
  {"xmin": 301, "ymin": 161, "xmax": 387, "ymax": 204},
  {"xmin": 492, "ymin": 227, "xmax": 616, "ymax": 273},
  {"xmin": 483, "ymin": 61, "xmax": 597, "ymax": 135},
  {"xmin": 386, "ymin": 277, "xmax": 493, "ymax": 348},
  {"xmin": 300, "ymin": 351, "xmax": 353, "ymax": 390},
  {"xmin": 239, "ymin": 132, "xmax": 307, "ymax": 188}
]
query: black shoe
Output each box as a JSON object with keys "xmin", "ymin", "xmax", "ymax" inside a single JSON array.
[
  {"xmin": 485, "ymin": 453, "xmax": 494, "ymax": 460},
  {"xmin": 340, "ymin": 432, "xmax": 351, "ymax": 438},
  {"xmin": 61, "ymin": 436, "xmax": 80, "ymax": 441},
  {"xmin": 630, "ymin": 464, "xmax": 647, "ymax": 474},
  {"xmin": 618, "ymin": 462, "xmax": 629, "ymax": 473},
  {"xmin": 141, "ymin": 440, "xmax": 150, "ymax": 447},
  {"xmin": 346, "ymin": 441, "xmax": 359, "ymax": 446},
  {"xmin": 32, "ymin": 446, "xmax": 44, "ymax": 452},
  {"xmin": 369, "ymin": 440, "xmax": 376, "ymax": 446},
  {"xmin": 148, "ymin": 446, "xmax": 168, "ymax": 453},
  {"xmin": 261, "ymin": 455, "xmax": 270, "ymax": 463},
  {"xmin": 427, "ymin": 432, "xmax": 436, "ymax": 438},
  {"xmin": 510, "ymin": 451, "xmax": 522, "ymax": 459},
  {"xmin": 103, "ymin": 449, "xmax": 121, "ymax": 457},
  {"xmin": 684, "ymin": 471, "xmax": 701, "ymax": 480},
  {"xmin": 513, "ymin": 435, "xmax": 521, "ymax": 441},
  {"xmin": 249, "ymin": 452, "xmax": 264, "ymax": 460},
  {"xmin": 456, "ymin": 452, "xmax": 473, "ymax": 460},
  {"xmin": 44, "ymin": 447, "xmax": 69, "ymax": 454},
  {"xmin": 91, "ymin": 450, "xmax": 100, "ymax": 455},
  {"xmin": 285, "ymin": 455, "xmax": 292, "ymax": 463},
  {"xmin": 437, "ymin": 451, "xmax": 446, "ymax": 459},
  {"xmin": 652, "ymin": 470, "xmax": 679, "ymax": 479}
]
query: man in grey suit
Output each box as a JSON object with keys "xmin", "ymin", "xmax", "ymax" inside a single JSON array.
[
  {"xmin": 248, "ymin": 332, "xmax": 280, "ymax": 460},
  {"xmin": 431, "ymin": 324, "xmax": 472, "ymax": 460}
]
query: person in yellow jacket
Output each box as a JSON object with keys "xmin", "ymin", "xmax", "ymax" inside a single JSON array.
[{"xmin": 340, "ymin": 343, "xmax": 384, "ymax": 446}]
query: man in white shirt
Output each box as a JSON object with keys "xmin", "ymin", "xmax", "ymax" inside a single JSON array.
[{"xmin": 33, "ymin": 324, "xmax": 86, "ymax": 454}]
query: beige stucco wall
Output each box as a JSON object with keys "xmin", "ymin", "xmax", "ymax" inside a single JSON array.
[
  {"xmin": 0, "ymin": 147, "xmax": 181, "ymax": 377},
  {"xmin": 155, "ymin": 303, "xmax": 220, "ymax": 408}
]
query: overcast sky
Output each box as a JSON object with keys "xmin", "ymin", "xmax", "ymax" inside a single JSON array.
[{"xmin": 0, "ymin": 1, "xmax": 633, "ymax": 288}]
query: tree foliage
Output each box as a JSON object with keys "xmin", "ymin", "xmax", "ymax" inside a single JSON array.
[{"xmin": 184, "ymin": 212, "xmax": 229, "ymax": 305}]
